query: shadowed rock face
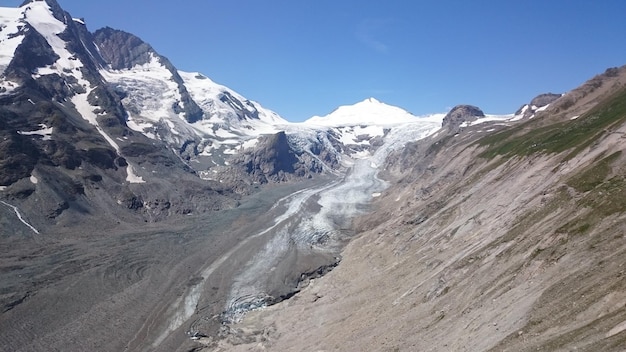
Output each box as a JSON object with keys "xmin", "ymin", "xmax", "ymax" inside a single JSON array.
[
  {"xmin": 442, "ymin": 104, "xmax": 485, "ymax": 130},
  {"xmin": 236, "ymin": 131, "xmax": 323, "ymax": 184},
  {"xmin": 93, "ymin": 27, "xmax": 155, "ymax": 70},
  {"xmin": 247, "ymin": 131, "xmax": 298, "ymax": 176}
]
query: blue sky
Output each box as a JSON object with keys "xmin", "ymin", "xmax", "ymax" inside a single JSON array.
[{"xmin": 6, "ymin": 0, "xmax": 626, "ymax": 121}]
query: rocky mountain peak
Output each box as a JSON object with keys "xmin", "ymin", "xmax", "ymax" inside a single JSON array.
[
  {"xmin": 442, "ymin": 104, "xmax": 485, "ymax": 130},
  {"xmin": 514, "ymin": 92, "xmax": 562, "ymax": 119},
  {"xmin": 93, "ymin": 27, "xmax": 157, "ymax": 70},
  {"xmin": 529, "ymin": 92, "xmax": 561, "ymax": 107}
]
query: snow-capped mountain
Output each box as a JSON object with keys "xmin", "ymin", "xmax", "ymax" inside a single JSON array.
[
  {"xmin": 0, "ymin": 0, "xmax": 289, "ymax": 227},
  {"xmin": 306, "ymin": 97, "xmax": 440, "ymax": 126},
  {"xmin": 93, "ymin": 26, "xmax": 288, "ymax": 167},
  {"xmin": 0, "ymin": 0, "xmax": 529, "ymax": 230},
  {"xmin": 0, "ymin": 0, "xmax": 443, "ymax": 228},
  {"xmin": 299, "ymin": 97, "xmax": 444, "ymax": 160}
]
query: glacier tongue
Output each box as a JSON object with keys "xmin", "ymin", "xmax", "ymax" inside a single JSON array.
[{"xmin": 221, "ymin": 117, "xmax": 441, "ymax": 323}]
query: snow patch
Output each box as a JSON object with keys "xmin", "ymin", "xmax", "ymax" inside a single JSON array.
[
  {"xmin": 241, "ymin": 138, "xmax": 259, "ymax": 150},
  {"xmin": 18, "ymin": 124, "xmax": 53, "ymax": 140},
  {"xmin": 29, "ymin": 175, "xmax": 38, "ymax": 184},
  {"xmin": 0, "ymin": 5, "xmax": 25, "ymax": 74},
  {"xmin": 459, "ymin": 114, "xmax": 516, "ymax": 128},
  {"xmin": 125, "ymin": 165, "xmax": 145, "ymax": 184},
  {"xmin": 0, "ymin": 200, "xmax": 39, "ymax": 234}
]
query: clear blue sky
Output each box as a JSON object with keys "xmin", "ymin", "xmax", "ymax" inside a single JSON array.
[{"xmin": 6, "ymin": 0, "xmax": 626, "ymax": 121}]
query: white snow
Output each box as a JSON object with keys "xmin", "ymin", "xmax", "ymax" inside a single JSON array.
[
  {"xmin": 215, "ymin": 128, "xmax": 237, "ymax": 138},
  {"xmin": 241, "ymin": 138, "xmax": 259, "ymax": 150},
  {"xmin": 180, "ymin": 71, "xmax": 287, "ymax": 127},
  {"xmin": 570, "ymin": 115, "xmax": 580, "ymax": 120},
  {"xmin": 17, "ymin": 5, "xmax": 150, "ymax": 185},
  {"xmin": 24, "ymin": 2, "xmax": 82, "ymax": 75},
  {"xmin": 125, "ymin": 165, "xmax": 145, "ymax": 184},
  {"xmin": 459, "ymin": 114, "xmax": 515, "ymax": 128},
  {"xmin": 306, "ymin": 97, "xmax": 432, "ymax": 127},
  {"xmin": 100, "ymin": 53, "xmax": 189, "ymax": 142},
  {"xmin": 29, "ymin": 175, "xmax": 38, "ymax": 184},
  {"xmin": 18, "ymin": 124, "xmax": 54, "ymax": 140},
  {"xmin": 0, "ymin": 200, "xmax": 39, "ymax": 234},
  {"xmin": 352, "ymin": 150, "xmax": 372, "ymax": 159},
  {"xmin": 334, "ymin": 125, "xmax": 387, "ymax": 145},
  {"xmin": 0, "ymin": 5, "xmax": 25, "ymax": 74},
  {"xmin": 13, "ymin": 1, "xmax": 146, "ymax": 183}
]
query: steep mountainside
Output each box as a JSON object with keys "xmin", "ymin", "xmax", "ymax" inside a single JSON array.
[{"xmin": 217, "ymin": 66, "xmax": 626, "ymax": 351}]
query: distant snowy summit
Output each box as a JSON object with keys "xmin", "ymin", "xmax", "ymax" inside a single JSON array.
[{"xmin": 305, "ymin": 97, "xmax": 442, "ymax": 127}]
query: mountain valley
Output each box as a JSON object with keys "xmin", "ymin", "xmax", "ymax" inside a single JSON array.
[{"xmin": 1, "ymin": 1, "xmax": 626, "ymax": 351}]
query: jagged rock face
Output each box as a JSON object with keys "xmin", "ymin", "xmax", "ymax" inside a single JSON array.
[
  {"xmin": 442, "ymin": 104, "xmax": 484, "ymax": 130},
  {"xmin": 5, "ymin": 29, "xmax": 58, "ymax": 81},
  {"xmin": 246, "ymin": 132, "xmax": 299, "ymax": 178},
  {"xmin": 219, "ymin": 90, "xmax": 261, "ymax": 121},
  {"xmin": 229, "ymin": 131, "xmax": 324, "ymax": 185}
]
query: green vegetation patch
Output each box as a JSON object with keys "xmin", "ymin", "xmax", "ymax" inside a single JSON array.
[
  {"xmin": 567, "ymin": 151, "xmax": 622, "ymax": 192},
  {"xmin": 477, "ymin": 87, "xmax": 626, "ymax": 160},
  {"xmin": 565, "ymin": 150, "xmax": 626, "ymax": 222},
  {"xmin": 579, "ymin": 175, "xmax": 626, "ymax": 217}
]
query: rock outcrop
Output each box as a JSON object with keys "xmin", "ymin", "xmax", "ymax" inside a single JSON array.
[
  {"xmin": 514, "ymin": 92, "xmax": 562, "ymax": 119},
  {"xmin": 442, "ymin": 104, "xmax": 485, "ymax": 131}
]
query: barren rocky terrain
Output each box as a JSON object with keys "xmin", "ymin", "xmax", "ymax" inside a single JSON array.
[{"xmin": 0, "ymin": 179, "xmax": 337, "ymax": 352}]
